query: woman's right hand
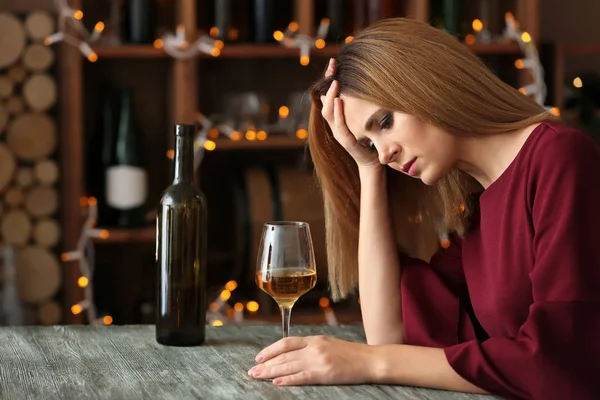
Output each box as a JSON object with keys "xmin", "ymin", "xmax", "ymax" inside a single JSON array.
[{"xmin": 320, "ymin": 59, "xmax": 380, "ymax": 169}]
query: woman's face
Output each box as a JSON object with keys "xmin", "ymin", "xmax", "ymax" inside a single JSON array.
[{"xmin": 340, "ymin": 95, "xmax": 458, "ymax": 185}]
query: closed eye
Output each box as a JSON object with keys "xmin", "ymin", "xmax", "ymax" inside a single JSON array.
[
  {"xmin": 379, "ymin": 112, "xmax": 393, "ymax": 130},
  {"xmin": 359, "ymin": 139, "xmax": 377, "ymax": 153}
]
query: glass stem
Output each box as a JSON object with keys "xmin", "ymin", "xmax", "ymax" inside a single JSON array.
[{"xmin": 280, "ymin": 305, "xmax": 292, "ymax": 338}]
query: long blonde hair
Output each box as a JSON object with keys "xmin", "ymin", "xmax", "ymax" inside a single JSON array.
[{"xmin": 308, "ymin": 17, "xmax": 554, "ymax": 301}]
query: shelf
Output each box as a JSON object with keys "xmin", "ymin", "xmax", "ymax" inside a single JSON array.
[
  {"xmin": 215, "ymin": 44, "xmax": 340, "ymax": 58},
  {"xmin": 93, "ymin": 45, "xmax": 168, "ymax": 59},
  {"xmin": 558, "ymin": 43, "xmax": 600, "ymax": 55},
  {"xmin": 212, "ymin": 136, "xmax": 307, "ymax": 150},
  {"xmin": 93, "ymin": 227, "xmax": 155, "ymax": 243},
  {"xmin": 466, "ymin": 42, "xmax": 523, "ymax": 55},
  {"xmin": 91, "ymin": 44, "xmax": 339, "ymax": 60},
  {"xmin": 91, "ymin": 41, "xmax": 522, "ymax": 61}
]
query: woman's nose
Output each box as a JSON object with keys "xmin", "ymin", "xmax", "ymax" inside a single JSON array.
[{"xmin": 379, "ymin": 146, "xmax": 400, "ymax": 165}]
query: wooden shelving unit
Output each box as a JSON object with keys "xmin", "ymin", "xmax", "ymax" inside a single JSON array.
[
  {"xmin": 92, "ymin": 43, "xmax": 340, "ymax": 60},
  {"xmin": 91, "ymin": 227, "xmax": 155, "ymax": 244},
  {"xmin": 553, "ymin": 42, "xmax": 600, "ymax": 115},
  {"xmin": 93, "ymin": 42, "xmax": 524, "ymax": 61},
  {"xmin": 211, "ymin": 136, "xmax": 307, "ymax": 151},
  {"xmin": 93, "ymin": 45, "xmax": 168, "ymax": 59},
  {"xmin": 467, "ymin": 42, "xmax": 523, "ymax": 55},
  {"xmin": 46, "ymin": 0, "xmax": 542, "ymax": 324},
  {"xmin": 217, "ymin": 44, "xmax": 340, "ymax": 58}
]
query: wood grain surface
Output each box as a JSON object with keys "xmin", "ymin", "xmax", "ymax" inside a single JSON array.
[{"xmin": 0, "ymin": 325, "xmax": 497, "ymax": 400}]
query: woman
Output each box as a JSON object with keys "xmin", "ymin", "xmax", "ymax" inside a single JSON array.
[{"xmin": 248, "ymin": 18, "xmax": 600, "ymax": 399}]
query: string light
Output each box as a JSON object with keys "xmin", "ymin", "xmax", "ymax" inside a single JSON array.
[
  {"xmin": 205, "ymin": 279, "xmax": 255, "ymax": 326},
  {"xmin": 324, "ymin": 306, "xmax": 338, "ymax": 326},
  {"xmin": 160, "ymin": 25, "xmax": 222, "ymax": 60},
  {"xmin": 440, "ymin": 232, "xmax": 451, "ymax": 249},
  {"xmin": 256, "ymin": 130, "xmax": 268, "ymax": 140},
  {"xmin": 44, "ymin": 0, "xmax": 103, "ymax": 62},
  {"xmin": 246, "ymin": 301, "xmax": 259, "ymax": 313},
  {"xmin": 61, "ymin": 197, "xmax": 113, "ymax": 325},
  {"xmin": 318, "ymin": 297, "xmax": 338, "ymax": 326},
  {"xmin": 274, "ymin": 19, "xmax": 330, "ymax": 66},
  {"xmin": 502, "ymin": 12, "xmax": 550, "ymax": 109},
  {"xmin": 296, "ymin": 128, "xmax": 308, "ymax": 139},
  {"xmin": 245, "ymin": 130, "xmax": 257, "ymax": 141},
  {"xmin": 278, "ymin": 106, "xmax": 290, "ymax": 118},
  {"xmin": 219, "ymin": 289, "xmax": 232, "ymax": 301}
]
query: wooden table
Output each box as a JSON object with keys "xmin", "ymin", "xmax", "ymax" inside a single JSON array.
[{"xmin": 0, "ymin": 324, "xmax": 497, "ymax": 399}]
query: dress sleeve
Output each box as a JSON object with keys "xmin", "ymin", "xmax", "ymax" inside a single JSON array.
[
  {"xmin": 443, "ymin": 131, "xmax": 600, "ymax": 400},
  {"xmin": 400, "ymin": 234, "xmax": 484, "ymax": 348}
]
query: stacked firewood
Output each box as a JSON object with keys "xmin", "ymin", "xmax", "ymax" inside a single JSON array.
[{"xmin": 0, "ymin": 11, "xmax": 61, "ymax": 326}]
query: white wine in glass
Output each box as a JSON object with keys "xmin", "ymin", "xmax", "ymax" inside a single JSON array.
[{"xmin": 256, "ymin": 221, "xmax": 317, "ymax": 338}]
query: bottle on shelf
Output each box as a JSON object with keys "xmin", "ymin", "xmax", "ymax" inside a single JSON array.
[
  {"xmin": 214, "ymin": 0, "xmax": 233, "ymax": 41},
  {"xmin": 156, "ymin": 124, "xmax": 208, "ymax": 347},
  {"xmin": 325, "ymin": 0, "xmax": 344, "ymax": 42},
  {"xmin": 252, "ymin": 0, "xmax": 275, "ymax": 43},
  {"xmin": 86, "ymin": 86, "xmax": 118, "ymax": 226},
  {"xmin": 122, "ymin": 0, "xmax": 157, "ymax": 44},
  {"xmin": 105, "ymin": 86, "xmax": 148, "ymax": 228},
  {"xmin": 253, "ymin": 0, "xmax": 292, "ymax": 43},
  {"xmin": 430, "ymin": 0, "xmax": 464, "ymax": 39}
]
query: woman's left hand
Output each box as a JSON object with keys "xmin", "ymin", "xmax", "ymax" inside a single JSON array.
[{"xmin": 248, "ymin": 335, "xmax": 377, "ymax": 386}]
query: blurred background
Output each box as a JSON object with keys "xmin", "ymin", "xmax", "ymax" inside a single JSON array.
[{"xmin": 0, "ymin": 0, "xmax": 598, "ymax": 328}]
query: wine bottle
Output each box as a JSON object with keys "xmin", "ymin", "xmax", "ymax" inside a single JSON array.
[
  {"xmin": 156, "ymin": 124, "xmax": 207, "ymax": 346},
  {"xmin": 105, "ymin": 87, "xmax": 148, "ymax": 228},
  {"xmin": 353, "ymin": 0, "xmax": 366, "ymax": 31},
  {"xmin": 326, "ymin": 0, "xmax": 344, "ymax": 42},
  {"xmin": 86, "ymin": 86, "xmax": 118, "ymax": 226},
  {"xmin": 123, "ymin": 0, "xmax": 156, "ymax": 44},
  {"xmin": 253, "ymin": 0, "xmax": 275, "ymax": 43},
  {"xmin": 215, "ymin": 0, "xmax": 232, "ymax": 41},
  {"xmin": 443, "ymin": 0, "xmax": 462, "ymax": 38}
]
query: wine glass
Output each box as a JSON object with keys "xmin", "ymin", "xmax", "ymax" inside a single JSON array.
[{"xmin": 256, "ymin": 221, "xmax": 317, "ymax": 338}]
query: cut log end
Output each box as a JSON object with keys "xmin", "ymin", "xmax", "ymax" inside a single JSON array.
[
  {"xmin": 0, "ymin": 75, "xmax": 14, "ymax": 98},
  {"xmin": 24, "ymin": 11, "xmax": 55, "ymax": 42},
  {"xmin": 5, "ymin": 97, "xmax": 24, "ymax": 115},
  {"xmin": 1, "ymin": 209, "xmax": 32, "ymax": 245},
  {"xmin": 4, "ymin": 186, "xmax": 24, "ymax": 207},
  {"xmin": 23, "ymin": 73, "xmax": 57, "ymax": 112},
  {"xmin": 7, "ymin": 113, "xmax": 57, "ymax": 161},
  {"xmin": 38, "ymin": 300, "xmax": 62, "ymax": 325},
  {"xmin": 25, "ymin": 186, "xmax": 58, "ymax": 217},
  {"xmin": 0, "ymin": 13, "xmax": 27, "ymax": 69},
  {"xmin": 34, "ymin": 159, "xmax": 59, "ymax": 185},
  {"xmin": 0, "ymin": 105, "xmax": 8, "ymax": 134},
  {"xmin": 23, "ymin": 44, "xmax": 54, "ymax": 72},
  {"xmin": 33, "ymin": 218, "xmax": 60, "ymax": 247},
  {"xmin": 16, "ymin": 167, "xmax": 34, "ymax": 188},
  {"xmin": 0, "ymin": 143, "xmax": 17, "ymax": 193},
  {"xmin": 16, "ymin": 246, "xmax": 61, "ymax": 304},
  {"xmin": 8, "ymin": 65, "xmax": 28, "ymax": 84}
]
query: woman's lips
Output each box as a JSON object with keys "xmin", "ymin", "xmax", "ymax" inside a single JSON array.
[{"xmin": 401, "ymin": 157, "xmax": 417, "ymax": 176}]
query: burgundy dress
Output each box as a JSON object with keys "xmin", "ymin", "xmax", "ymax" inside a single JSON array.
[{"xmin": 400, "ymin": 122, "xmax": 600, "ymax": 400}]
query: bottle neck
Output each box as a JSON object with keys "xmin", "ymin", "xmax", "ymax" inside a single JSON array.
[{"xmin": 173, "ymin": 134, "xmax": 194, "ymax": 184}]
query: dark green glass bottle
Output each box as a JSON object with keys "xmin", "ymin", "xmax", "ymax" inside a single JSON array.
[
  {"xmin": 156, "ymin": 124, "xmax": 207, "ymax": 346},
  {"xmin": 86, "ymin": 86, "xmax": 118, "ymax": 227},
  {"xmin": 105, "ymin": 86, "xmax": 148, "ymax": 228}
]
